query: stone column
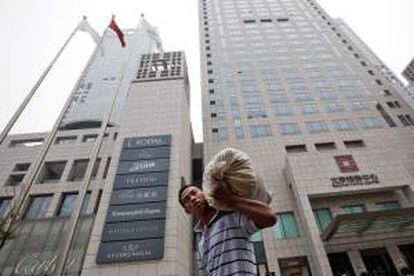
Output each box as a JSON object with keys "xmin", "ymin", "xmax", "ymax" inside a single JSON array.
[
  {"xmin": 348, "ymin": 250, "xmax": 367, "ymax": 275},
  {"xmin": 294, "ymin": 193, "xmax": 333, "ymax": 276},
  {"xmin": 387, "ymin": 244, "xmax": 408, "ymax": 273}
]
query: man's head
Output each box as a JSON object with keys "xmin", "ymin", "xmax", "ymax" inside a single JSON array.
[{"xmin": 178, "ymin": 185, "xmax": 208, "ymax": 216}]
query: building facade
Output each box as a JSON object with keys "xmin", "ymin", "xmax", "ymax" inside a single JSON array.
[
  {"xmin": 199, "ymin": 0, "xmax": 414, "ymax": 275},
  {"xmin": 0, "ymin": 15, "xmax": 195, "ymax": 275}
]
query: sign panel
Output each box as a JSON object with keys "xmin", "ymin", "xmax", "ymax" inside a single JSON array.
[
  {"xmin": 123, "ymin": 135, "xmax": 171, "ymax": 149},
  {"xmin": 331, "ymin": 174, "xmax": 379, "ymax": 188},
  {"xmin": 97, "ymin": 134, "xmax": 171, "ymax": 265},
  {"xmin": 117, "ymin": 159, "xmax": 170, "ymax": 175},
  {"xmin": 113, "ymin": 172, "xmax": 169, "ymax": 190},
  {"xmin": 106, "ymin": 202, "xmax": 166, "ymax": 223},
  {"xmin": 96, "ymin": 239, "xmax": 164, "ymax": 264},
  {"xmin": 120, "ymin": 146, "xmax": 171, "ymax": 161},
  {"xmin": 110, "ymin": 186, "xmax": 167, "ymax": 205},
  {"xmin": 101, "ymin": 220, "xmax": 165, "ymax": 242},
  {"xmin": 334, "ymin": 155, "xmax": 359, "ymax": 173}
]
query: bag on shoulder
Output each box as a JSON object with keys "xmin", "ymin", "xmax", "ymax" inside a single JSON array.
[{"xmin": 202, "ymin": 148, "xmax": 272, "ymax": 211}]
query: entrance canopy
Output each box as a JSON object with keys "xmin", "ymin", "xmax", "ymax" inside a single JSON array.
[{"xmin": 322, "ymin": 207, "xmax": 414, "ymax": 241}]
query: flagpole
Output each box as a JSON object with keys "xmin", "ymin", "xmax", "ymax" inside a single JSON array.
[
  {"xmin": 0, "ymin": 17, "xmax": 102, "ymax": 257},
  {"xmin": 54, "ymin": 18, "xmax": 130, "ymax": 274},
  {"xmin": 0, "ymin": 24, "xmax": 79, "ymax": 145}
]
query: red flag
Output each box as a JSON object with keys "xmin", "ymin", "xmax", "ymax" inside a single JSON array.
[{"xmin": 109, "ymin": 18, "xmax": 126, "ymax": 47}]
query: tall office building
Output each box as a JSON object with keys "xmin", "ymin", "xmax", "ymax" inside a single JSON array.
[
  {"xmin": 403, "ymin": 58, "xmax": 414, "ymax": 85},
  {"xmin": 402, "ymin": 58, "xmax": 414, "ymax": 105},
  {"xmin": 0, "ymin": 16, "xmax": 194, "ymax": 276},
  {"xmin": 199, "ymin": 0, "xmax": 414, "ymax": 275},
  {"xmin": 60, "ymin": 16, "xmax": 163, "ymax": 129}
]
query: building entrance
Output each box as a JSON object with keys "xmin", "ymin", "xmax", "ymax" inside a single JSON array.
[
  {"xmin": 399, "ymin": 244, "xmax": 414, "ymax": 272},
  {"xmin": 361, "ymin": 248, "xmax": 398, "ymax": 276},
  {"xmin": 328, "ymin": 252, "xmax": 355, "ymax": 276}
]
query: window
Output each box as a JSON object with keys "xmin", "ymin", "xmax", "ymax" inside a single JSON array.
[
  {"xmin": 250, "ymin": 125, "xmax": 272, "ymax": 138},
  {"xmin": 91, "ymin": 158, "xmax": 101, "ymax": 179},
  {"xmin": 350, "ymin": 100, "xmax": 369, "ymax": 111},
  {"xmin": 293, "ymin": 92, "xmax": 313, "ymax": 101},
  {"xmin": 374, "ymin": 103, "xmax": 398, "ymax": 127},
  {"xmin": 279, "ymin": 123, "xmax": 300, "ymax": 135},
  {"xmin": 25, "ymin": 195, "xmax": 53, "ymax": 219},
  {"xmin": 0, "ymin": 198, "xmax": 12, "ymax": 218},
  {"xmin": 10, "ymin": 138, "xmax": 43, "ymax": 148},
  {"xmin": 277, "ymin": 18, "xmax": 289, "ymax": 22},
  {"xmin": 361, "ymin": 117, "xmax": 383, "ymax": 129},
  {"xmin": 315, "ymin": 142, "xmax": 336, "ymax": 151},
  {"xmin": 300, "ymin": 103, "xmax": 318, "ymax": 114},
  {"xmin": 38, "ymin": 161, "xmax": 66, "ymax": 183},
  {"xmin": 332, "ymin": 119, "xmax": 356, "ymax": 131},
  {"xmin": 6, "ymin": 174, "xmax": 24, "ymax": 186},
  {"xmin": 344, "ymin": 140, "xmax": 365, "ymax": 148},
  {"xmin": 102, "ymin": 157, "xmax": 111, "ymax": 179},
  {"xmin": 386, "ymin": 102, "xmax": 396, "ymax": 108},
  {"xmin": 341, "ymin": 204, "xmax": 364, "ymax": 214},
  {"xmin": 243, "ymin": 19, "xmax": 256, "ymax": 23},
  {"xmin": 55, "ymin": 136, "xmax": 77, "ymax": 145},
  {"xmin": 68, "ymin": 159, "xmax": 89, "ymax": 182},
  {"xmin": 80, "ymin": 192, "xmax": 92, "ymax": 214},
  {"xmin": 209, "ymin": 100, "xmax": 216, "ymax": 105},
  {"xmin": 272, "ymin": 212, "xmax": 299, "ymax": 239},
  {"xmin": 398, "ymin": 115, "xmax": 414, "ymax": 126},
  {"xmin": 251, "ymin": 230, "xmax": 263, "ymax": 242},
  {"xmin": 285, "ymin": 144, "xmax": 307, "ymax": 153},
  {"xmin": 13, "ymin": 163, "xmax": 30, "ymax": 172},
  {"xmin": 82, "ymin": 134, "xmax": 97, "ymax": 142},
  {"xmin": 325, "ymin": 102, "xmax": 344, "ymax": 113},
  {"xmin": 306, "ymin": 121, "xmax": 329, "ymax": 133},
  {"xmin": 375, "ymin": 201, "xmax": 399, "ymax": 211},
  {"xmin": 274, "ymin": 103, "xmax": 293, "ymax": 116},
  {"xmin": 313, "ymin": 208, "xmax": 332, "ymax": 231},
  {"xmin": 57, "ymin": 193, "xmax": 77, "ymax": 217}
]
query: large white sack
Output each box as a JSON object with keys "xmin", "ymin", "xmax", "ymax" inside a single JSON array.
[{"xmin": 202, "ymin": 148, "xmax": 272, "ymax": 211}]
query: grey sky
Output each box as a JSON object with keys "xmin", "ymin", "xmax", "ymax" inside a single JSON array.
[{"xmin": 0, "ymin": 0, "xmax": 413, "ymax": 143}]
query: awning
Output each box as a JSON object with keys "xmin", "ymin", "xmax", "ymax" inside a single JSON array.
[{"xmin": 321, "ymin": 207, "xmax": 414, "ymax": 241}]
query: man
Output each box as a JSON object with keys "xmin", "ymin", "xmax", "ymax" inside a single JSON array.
[{"xmin": 178, "ymin": 182, "xmax": 276, "ymax": 276}]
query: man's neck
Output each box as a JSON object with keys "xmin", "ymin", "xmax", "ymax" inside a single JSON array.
[{"xmin": 199, "ymin": 205, "xmax": 218, "ymax": 226}]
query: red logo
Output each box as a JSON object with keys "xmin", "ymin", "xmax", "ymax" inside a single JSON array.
[{"xmin": 334, "ymin": 155, "xmax": 359, "ymax": 173}]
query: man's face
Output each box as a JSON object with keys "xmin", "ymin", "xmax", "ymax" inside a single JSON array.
[{"xmin": 180, "ymin": 186, "xmax": 207, "ymax": 215}]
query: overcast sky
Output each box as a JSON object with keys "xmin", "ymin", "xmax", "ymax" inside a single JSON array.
[{"xmin": 0, "ymin": 0, "xmax": 413, "ymax": 142}]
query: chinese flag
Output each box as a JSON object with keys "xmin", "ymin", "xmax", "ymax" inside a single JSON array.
[{"xmin": 109, "ymin": 18, "xmax": 126, "ymax": 47}]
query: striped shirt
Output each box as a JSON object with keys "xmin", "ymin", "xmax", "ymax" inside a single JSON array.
[{"xmin": 195, "ymin": 211, "xmax": 258, "ymax": 276}]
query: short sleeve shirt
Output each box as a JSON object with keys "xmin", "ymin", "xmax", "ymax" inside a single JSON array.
[{"xmin": 195, "ymin": 211, "xmax": 258, "ymax": 276}]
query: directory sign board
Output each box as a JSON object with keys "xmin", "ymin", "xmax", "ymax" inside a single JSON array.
[{"xmin": 97, "ymin": 135, "xmax": 171, "ymax": 264}]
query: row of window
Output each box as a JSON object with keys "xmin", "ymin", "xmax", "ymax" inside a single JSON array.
[
  {"xmin": 5, "ymin": 157, "xmax": 112, "ymax": 187},
  {"xmin": 0, "ymin": 191, "xmax": 101, "ymax": 219},
  {"xmin": 212, "ymin": 118, "xmax": 384, "ymax": 139},
  {"xmin": 8, "ymin": 132, "xmax": 118, "ymax": 148},
  {"xmin": 285, "ymin": 139, "xmax": 365, "ymax": 154},
  {"xmin": 258, "ymin": 201, "xmax": 400, "ymax": 241}
]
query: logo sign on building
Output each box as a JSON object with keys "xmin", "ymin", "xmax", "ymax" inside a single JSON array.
[
  {"xmin": 96, "ymin": 135, "xmax": 171, "ymax": 264},
  {"xmin": 334, "ymin": 155, "xmax": 359, "ymax": 173},
  {"xmin": 331, "ymin": 174, "xmax": 380, "ymax": 188}
]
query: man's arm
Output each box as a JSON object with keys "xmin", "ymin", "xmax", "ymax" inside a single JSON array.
[{"xmin": 211, "ymin": 182, "xmax": 277, "ymax": 229}]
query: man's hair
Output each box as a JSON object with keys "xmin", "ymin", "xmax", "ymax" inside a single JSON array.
[{"xmin": 178, "ymin": 184, "xmax": 195, "ymax": 207}]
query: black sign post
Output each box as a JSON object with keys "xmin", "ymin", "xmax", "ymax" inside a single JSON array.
[{"xmin": 97, "ymin": 135, "xmax": 171, "ymax": 264}]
